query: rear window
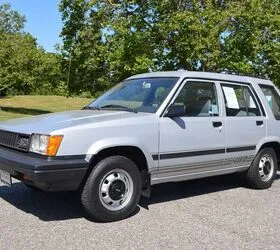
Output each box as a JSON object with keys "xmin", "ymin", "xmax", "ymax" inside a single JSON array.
[
  {"xmin": 260, "ymin": 85, "xmax": 280, "ymax": 120},
  {"xmin": 221, "ymin": 84, "xmax": 261, "ymax": 117}
]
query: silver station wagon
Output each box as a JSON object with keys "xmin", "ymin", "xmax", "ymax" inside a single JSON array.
[{"xmin": 0, "ymin": 71, "xmax": 280, "ymax": 222}]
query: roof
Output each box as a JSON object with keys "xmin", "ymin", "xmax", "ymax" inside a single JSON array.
[{"xmin": 127, "ymin": 71, "xmax": 273, "ymax": 86}]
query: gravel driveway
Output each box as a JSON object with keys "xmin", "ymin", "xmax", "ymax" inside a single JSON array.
[{"xmin": 1, "ymin": 173, "xmax": 280, "ymax": 250}]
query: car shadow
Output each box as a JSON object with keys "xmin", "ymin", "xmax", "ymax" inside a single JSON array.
[
  {"xmin": 0, "ymin": 182, "xmax": 140, "ymax": 222},
  {"xmin": 139, "ymin": 173, "xmax": 242, "ymax": 208},
  {"xmin": 0, "ymin": 184, "xmax": 85, "ymax": 221},
  {"xmin": 0, "ymin": 172, "xmax": 279, "ymax": 222},
  {"xmin": 139, "ymin": 172, "xmax": 280, "ymax": 208}
]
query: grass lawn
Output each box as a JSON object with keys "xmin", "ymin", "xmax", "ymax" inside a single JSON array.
[{"xmin": 0, "ymin": 95, "xmax": 93, "ymax": 121}]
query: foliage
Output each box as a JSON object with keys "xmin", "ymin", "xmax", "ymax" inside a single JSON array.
[
  {"xmin": 1, "ymin": 1, "xmax": 280, "ymax": 97},
  {"xmin": 59, "ymin": 0, "xmax": 280, "ymax": 94},
  {"xmin": 0, "ymin": 32, "xmax": 64, "ymax": 95},
  {"xmin": 0, "ymin": 3, "xmax": 25, "ymax": 33},
  {"xmin": 0, "ymin": 3, "xmax": 64, "ymax": 96}
]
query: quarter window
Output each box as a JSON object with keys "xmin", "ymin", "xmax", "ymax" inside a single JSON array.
[
  {"xmin": 173, "ymin": 81, "xmax": 219, "ymax": 117},
  {"xmin": 221, "ymin": 84, "xmax": 261, "ymax": 117},
  {"xmin": 260, "ymin": 85, "xmax": 280, "ymax": 120}
]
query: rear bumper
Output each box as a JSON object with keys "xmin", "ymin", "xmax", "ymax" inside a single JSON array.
[{"xmin": 0, "ymin": 147, "xmax": 90, "ymax": 191}]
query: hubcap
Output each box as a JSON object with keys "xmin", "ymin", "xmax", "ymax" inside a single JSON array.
[
  {"xmin": 259, "ymin": 154, "xmax": 274, "ymax": 182},
  {"xmin": 99, "ymin": 169, "xmax": 133, "ymax": 211},
  {"xmin": 109, "ymin": 180, "xmax": 126, "ymax": 200}
]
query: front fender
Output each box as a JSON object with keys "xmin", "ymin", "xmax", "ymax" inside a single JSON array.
[{"xmin": 85, "ymin": 137, "xmax": 157, "ymax": 170}]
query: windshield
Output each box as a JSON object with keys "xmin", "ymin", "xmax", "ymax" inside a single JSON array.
[{"xmin": 88, "ymin": 77, "xmax": 179, "ymax": 113}]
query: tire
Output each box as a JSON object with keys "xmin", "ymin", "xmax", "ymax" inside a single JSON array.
[
  {"xmin": 246, "ymin": 147, "xmax": 277, "ymax": 189},
  {"xmin": 81, "ymin": 156, "xmax": 141, "ymax": 222}
]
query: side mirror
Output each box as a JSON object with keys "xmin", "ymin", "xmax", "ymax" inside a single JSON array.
[{"xmin": 164, "ymin": 104, "xmax": 185, "ymax": 117}]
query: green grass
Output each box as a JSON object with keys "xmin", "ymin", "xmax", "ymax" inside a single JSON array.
[{"xmin": 0, "ymin": 95, "xmax": 93, "ymax": 121}]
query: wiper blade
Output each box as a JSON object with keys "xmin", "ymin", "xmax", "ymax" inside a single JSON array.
[
  {"xmin": 99, "ymin": 104, "xmax": 137, "ymax": 113},
  {"xmin": 82, "ymin": 106, "xmax": 100, "ymax": 110}
]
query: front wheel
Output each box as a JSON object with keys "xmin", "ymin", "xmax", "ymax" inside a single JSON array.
[
  {"xmin": 81, "ymin": 156, "xmax": 141, "ymax": 222},
  {"xmin": 246, "ymin": 147, "xmax": 277, "ymax": 189}
]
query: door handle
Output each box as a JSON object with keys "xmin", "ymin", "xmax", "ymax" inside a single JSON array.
[
  {"xmin": 256, "ymin": 120, "xmax": 263, "ymax": 126},
  {"xmin": 212, "ymin": 121, "xmax": 222, "ymax": 128}
]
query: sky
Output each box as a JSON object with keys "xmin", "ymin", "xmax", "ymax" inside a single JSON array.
[{"xmin": 0, "ymin": 0, "xmax": 63, "ymax": 52}]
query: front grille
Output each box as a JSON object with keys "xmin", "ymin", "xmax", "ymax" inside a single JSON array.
[{"xmin": 0, "ymin": 130, "xmax": 30, "ymax": 151}]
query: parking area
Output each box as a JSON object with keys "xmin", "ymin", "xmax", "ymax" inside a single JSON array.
[{"xmin": 1, "ymin": 172, "xmax": 280, "ymax": 249}]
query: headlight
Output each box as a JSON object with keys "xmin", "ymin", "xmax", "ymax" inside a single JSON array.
[{"xmin": 29, "ymin": 134, "xmax": 63, "ymax": 156}]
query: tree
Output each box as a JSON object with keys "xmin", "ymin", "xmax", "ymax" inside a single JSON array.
[
  {"xmin": 0, "ymin": 3, "xmax": 64, "ymax": 96},
  {"xmin": 0, "ymin": 32, "xmax": 63, "ymax": 95},
  {"xmin": 59, "ymin": 0, "xmax": 280, "ymax": 95},
  {"xmin": 0, "ymin": 3, "xmax": 25, "ymax": 33}
]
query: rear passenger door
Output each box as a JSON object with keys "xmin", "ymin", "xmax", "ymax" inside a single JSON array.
[{"xmin": 221, "ymin": 82, "xmax": 266, "ymax": 168}]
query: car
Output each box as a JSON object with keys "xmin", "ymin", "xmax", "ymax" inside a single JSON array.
[{"xmin": 0, "ymin": 71, "xmax": 280, "ymax": 222}]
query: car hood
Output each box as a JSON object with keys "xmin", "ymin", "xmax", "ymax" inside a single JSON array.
[{"xmin": 0, "ymin": 110, "xmax": 151, "ymax": 134}]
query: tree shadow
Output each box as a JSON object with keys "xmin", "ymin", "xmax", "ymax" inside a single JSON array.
[
  {"xmin": 0, "ymin": 172, "xmax": 279, "ymax": 222},
  {"xmin": 0, "ymin": 106, "xmax": 51, "ymax": 115}
]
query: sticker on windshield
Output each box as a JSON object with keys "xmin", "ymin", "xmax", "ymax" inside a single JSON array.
[
  {"xmin": 143, "ymin": 82, "xmax": 151, "ymax": 89},
  {"xmin": 152, "ymin": 103, "xmax": 159, "ymax": 108}
]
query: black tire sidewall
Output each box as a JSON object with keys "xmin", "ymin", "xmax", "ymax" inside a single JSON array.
[
  {"xmin": 83, "ymin": 156, "xmax": 141, "ymax": 222},
  {"xmin": 247, "ymin": 148, "xmax": 277, "ymax": 189}
]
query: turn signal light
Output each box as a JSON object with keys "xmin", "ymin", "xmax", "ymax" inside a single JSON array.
[{"xmin": 46, "ymin": 135, "xmax": 63, "ymax": 156}]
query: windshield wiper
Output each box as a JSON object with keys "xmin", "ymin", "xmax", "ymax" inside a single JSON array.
[
  {"xmin": 99, "ymin": 104, "xmax": 138, "ymax": 113},
  {"xmin": 82, "ymin": 106, "xmax": 100, "ymax": 110}
]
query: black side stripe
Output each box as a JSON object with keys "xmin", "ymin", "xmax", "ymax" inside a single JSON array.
[
  {"xmin": 226, "ymin": 146, "xmax": 256, "ymax": 153},
  {"xmin": 152, "ymin": 155, "xmax": 159, "ymax": 160},
  {"xmin": 159, "ymin": 149, "xmax": 225, "ymax": 160},
  {"xmin": 152, "ymin": 146, "xmax": 256, "ymax": 160}
]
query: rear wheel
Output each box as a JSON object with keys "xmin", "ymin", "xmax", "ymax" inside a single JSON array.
[
  {"xmin": 81, "ymin": 156, "xmax": 141, "ymax": 222},
  {"xmin": 246, "ymin": 147, "xmax": 277, "ymax": 189}
]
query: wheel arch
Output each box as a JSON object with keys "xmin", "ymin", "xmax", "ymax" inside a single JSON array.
[
  {"xmin": 81, "ymin": 145, "xmax": 152, "ymax": 196},
  {"xmin": 258, "ymin": 141, "xmax": 280, "ymax": 170},
  {"xmin": 90, "ymin": 145, "xmax": 149, "ymax": 172},
  {"xmin": 85, "ymin": 137, "xmax": 155, "ymax": 168}
]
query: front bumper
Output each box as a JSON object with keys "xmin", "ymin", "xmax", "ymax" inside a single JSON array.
[{"xmin": 0, "ymin": 147, "xmax": 89, "ymax": 191}]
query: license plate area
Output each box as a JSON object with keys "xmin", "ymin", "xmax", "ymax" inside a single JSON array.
[{"xmin": 0, "ymin": 170, "xmax": 12, "ymax": 187}]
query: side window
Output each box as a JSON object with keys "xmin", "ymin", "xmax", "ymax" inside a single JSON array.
[
  {"xmin": 173, "ymin": 81, "xmax": 219, "ymax": 117},
  {"xmin": 221, "ymin": 84, "xmax": 261, "ymax": 117},
  {"xmin": 260, "ymin": 85, "xmax": 280, "ymax": 120}
]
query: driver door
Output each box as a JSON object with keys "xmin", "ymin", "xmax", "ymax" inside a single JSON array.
[{"xmin": 157, "ymin": 80, "xmax": 226, "ymax": 181}]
